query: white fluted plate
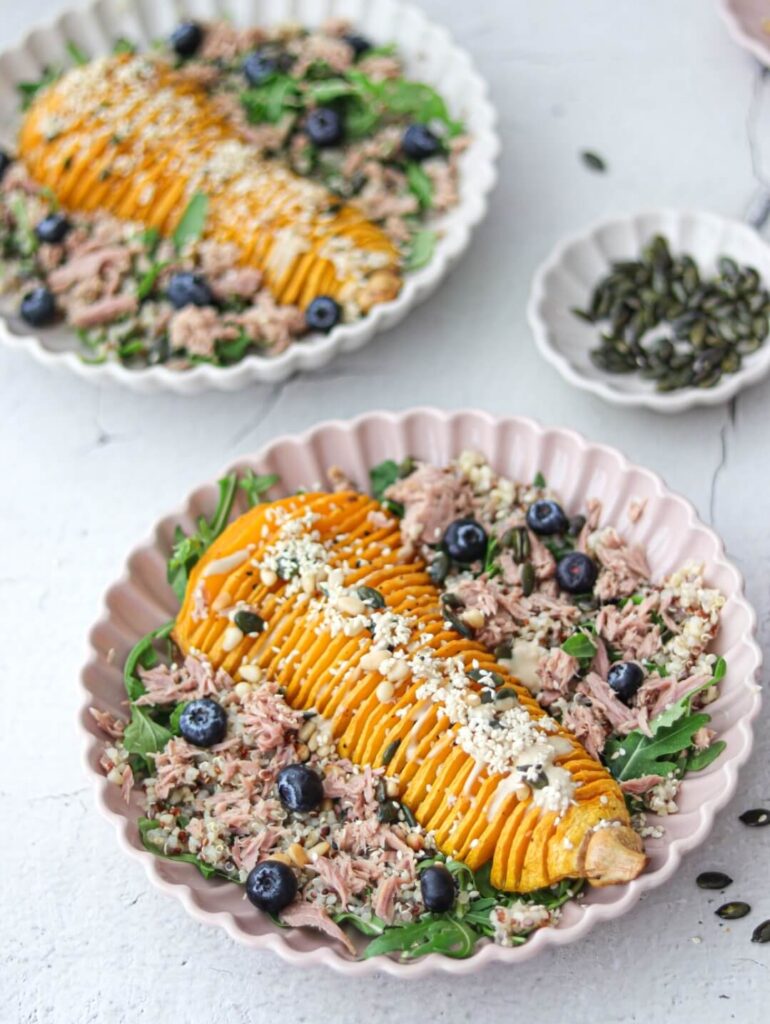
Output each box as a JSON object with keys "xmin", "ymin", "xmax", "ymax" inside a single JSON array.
[
  {"xmin": 528, "ymin": 210, "xmax": 770, "ymax": 413},
  {"xmin": 719, "ymin": 0, "xmax": 770, "ymax": 65},
  {"xmin": 80, "ymin": 408, "xmax": 762, "ymax": 975},
  {"xmin": 0, "ymin": 0, "xmax": 498, "ymax": 394}
]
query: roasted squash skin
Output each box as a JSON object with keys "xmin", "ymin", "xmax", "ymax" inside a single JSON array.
[
  {"xmin": 174, "ymin": 491, "xmax": 645, "ymax": 892},
  {"xmin": 18, "ymin": 56, "xmax": 401, "ymax": 313}
]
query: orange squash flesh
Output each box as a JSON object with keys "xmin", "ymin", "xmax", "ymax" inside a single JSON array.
[
  {"xmin": 18, "ymin": 56, "xmax": 401, "ymax": 312},
  {"xmin": 173, "ymin": 491, "xmax": 644, "ymax": 892}
]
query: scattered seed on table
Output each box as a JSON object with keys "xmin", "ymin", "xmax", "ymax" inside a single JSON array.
[
  {"xmin": 715, "ymin": 901, "xmax": 751, "ymax": 920},
  {"xmin": 581, "ymin": 150, "xmax": 607, "ymax": 173},
  {"xmin": 696, "ymin": 871, "xmax": 733, "ymax": 890},
  {"xmin": 739, "ymin": 808, "xmax": 770, "ymax": 827},
  {"xmin": 751, "ymin": 920, "xmax": 770, "ymax": 943}
]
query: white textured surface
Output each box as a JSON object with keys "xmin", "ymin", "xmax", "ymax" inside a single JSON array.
[{"xmin": 2, "ymin": 0, "xmax": 769, "ymax": 1020}]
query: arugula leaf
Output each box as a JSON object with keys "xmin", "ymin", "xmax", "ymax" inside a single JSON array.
[
  {"xmin": 687, "ymin": 740, "xmax": 726, "ymax": 772},
  {"xmin": 241, "ymin": 76, "xmax": 299, "ymax": 123},
  {"xmin": 405, "ymin": 229, "xmax": 436, "ymax": 270},
  {"xmin": 561, "ymin": 631, "xmax": 597, "ymax": 660},
  {"xmin": 370, "ymin": 459, "xmax": 400, "ymax": 501},
  {"xmin": 169, "ymin": 702, "xmax": 188, "ymax": 735},
  {"xmin": 405, "ymin": 162, "xmax": 434, "ymax": 209},
  {"xmin": 307, "ymin": 78, "xmax": 356, "ymax": 104},
  {"xmin": 172, "ymin": 192, "xmax": 208, "ymax": 252},
  {"xmin": 9, "ymin": 194, "xmax": 38, "ymax": 256},
  {"xmin": 138, "ymin": 818, "xmax": 222, "ymax": 879},
  {"xmin": 604, "ymin": 712, "xmax": 710, "ymax": 782},
  {"xmin": 123, "ymin": 706, "xmax": 172, "ymax": 763},
  {"xmin": 363, "ymin": 915, "xmax": 479, "ymax": 960},
  {"xmin": 17, "ymin": 67, "xmax": 61, "ymax": 109},
  {"xmin": 123, "ymin": 620, "xmax": 176, "ymax": 701},
  {"xmin": 216, "ymin": 330, "xmax": 252, "ymax": 365},
  {"xmin": 66, "ymin": 41, "xmax": 89, "ymax": 66},
  {"xmin": 533, "ymin": 471, "xmax": 547, "ymax": 488},
  {"xmin": 378, "ymin": 78, "xmax": 462, "ymax": 134},
  {"xmin": 239, "ymin": 469, "xmax": 280, "ymax": 507},
  {"xmin": 333, "ymin": 912, "xmax": 387, "ymax": 937},
  {"xmin": 113, "ymin": 37, "xmax": 137, "ymax": 56},
  {"xmin": 136, "ymin": 261, "xmax": 169, "ymax": 301},
  {"xmin": 167, "ymin": 472, "xmax": 239, "ymax": 602}
]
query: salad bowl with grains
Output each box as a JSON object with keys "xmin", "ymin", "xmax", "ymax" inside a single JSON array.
[
  {"xmin": 0, "ymin": 0, "xmax": 498, "ymax": 392},
  {"xmin": 81, "ymin": 409, "xmax": 761, "ymax": 974}
]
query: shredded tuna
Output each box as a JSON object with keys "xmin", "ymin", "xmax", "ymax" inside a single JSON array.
[
  {"xmin": 89, "ymin": 707, "xmax": 125, "ymax": 738},
  {"xmin": 620, "ymin": 774, "xmax": 664, "ymax": 796},
  {"xmin": 70, "ymin": 293, "xmax": 138, "ymax": 328},
  {"xmin": 279, "ymin": 903, "xmax": 357, "ymax": 955}
]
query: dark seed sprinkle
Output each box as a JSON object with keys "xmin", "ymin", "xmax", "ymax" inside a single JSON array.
[
  {"xmin": 575, "ymin": 234, "xmax": 770, "ymax": 393},
  {"xmin": 356, "ymin": 585, "xmax": 385, "ymax": 609},
  {"xmin": 739, "ymin": 808, "xmax": 770, "ymax": 827},
  {"xmin": 751, "ymin": 920, "xmax": 770, "ymax": 943},
  {"xmin": 381, "ymin": 739, "xmax": 400, "ymax": 766},
  {"xmin": 696, "ymin": 871, "xmax": 733, "ymax": 890},
  {"xmin": 581, "ymin": 150, "xmax": 607, "ymax": 173},
  {"xmin": 716, "ymin": 901, "xmax": 751, "ymax": 920}
]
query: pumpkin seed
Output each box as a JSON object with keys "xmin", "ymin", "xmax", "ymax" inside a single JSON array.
[
  {"xmin": 751, "ymin": 920, "xmax": 770, "ymax": 944},
  {"xmin": 739, "ymin": 808, "xmax": 770, "ymax": 827},
  {"xmin": 568, "ymin": 514, "xmax": 586, "ymax": 537},
  {"xmin": 233, "ymin": 610, "xmax": 265, "ymax": 635},
  {"xmin": 357, "ymin": 585, "xmax": 385, "ymax": 609},
  {"xmin": 443, "ymin": 609, "xmax": 472, "ymax": 638},
  {"xmin": 520, "ymin": 562, "xmax": 536, "ymax": 597},
  {"xmin": 468, "ymin": 668, "xmax": 505, "ymax": 689},
  {"xmin": 377, "ymin": 800, "xmax": 401, "ymax": 824},
  {"xmin": 716, "ymin": 901, "xmax": 751, "ymax": 920},
  {"xmin": 581, "ymin": 150, "xmax": 607, "ymax": 172},
  {"xmin": 696, "ymin": 871, "xmax": 732, "ymax": 890},
  {"xmin": 381, "ymin": 739, "xmax": 400, "ymax": 766},
  {"xmin": 428, "ymin": 552, "xmax": 451, "ymax": 585},
  {"xmin": 494, "ymin": 642, "xmax": 512, "ymax": 660}
]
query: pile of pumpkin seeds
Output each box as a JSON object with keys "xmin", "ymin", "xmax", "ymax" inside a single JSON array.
[{"xmin": 572, "ymin": 234, "xmax": 770, "ymax": 392}]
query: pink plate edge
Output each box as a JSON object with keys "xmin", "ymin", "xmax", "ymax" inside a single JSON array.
[
  {"xmin": 78, "ymin": 407, "xmax": 763, "ymax": 977},
  {"xmin": 718, "ymin": 0, "xmax": 770, "ymax": 66}
]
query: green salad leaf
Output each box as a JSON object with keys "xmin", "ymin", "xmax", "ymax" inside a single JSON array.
[
  {"xmin": 239, "ymin": 469, "xmax": 280, "ymax": 507},
  {"xmin": 405, "ymin": 162, "xmax": 434, "ymax": 210},
  {"xmin": 17, "ymin": 67, "xmax": 61, "ymax": 109},
  {"xmin": 363, "ymin": 916, "xmax": 478, "ymax": 960},
  {"xmin": 604, "ymin": 710, "xmax": 711, "ymax": 782},
  {"xmin": 172, "ymin": 192, "xmax": 209, "ymax": 252},
  {"xmin": 136, "ymin": 261, "xmax": 169, "ymax": 301},
  {"xmin": 405, "ymin": 229, "xmax": 436, "ymax": 270},
  {"xmin": 123, "ymin": 706, "xmax": 173, "ymax": 763},
  {"xmin": 370, "ymin": 459, "xmax": 401, "ymax": 500},
  {"xmin": 66, "ymin": 41, "xmax": 89, "ymax": 66},
  {"xmin": 138, "ymin": 818, "xmax": 224, "ymax": 879},
  {"xmin": 167, "ymin": 472, "xmax": 239, "ymax": 602},
  {"xmin": 561, "ymin": 630, "xmax": 597, "ymax": 661},
  {"xmin": 123, "ymin": 620, "xmax": 176, "ymax": 701}
]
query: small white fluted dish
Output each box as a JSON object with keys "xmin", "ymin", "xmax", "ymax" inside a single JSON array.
[
  {"xmin": 719, "ymin": 0, "xmax": 770, "ymax": 65},
  {"xmin": 80, "ymin": 408, "xmax": 762, "ymax": 975},
  {"xmin": 0, "ymin": 0, "xmax": 498, "ymax": 394},
  {"xmin": 528, "ymin": 210, "xmax": 770, "ymax": 413}
]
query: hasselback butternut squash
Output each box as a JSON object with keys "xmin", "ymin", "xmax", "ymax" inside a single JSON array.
[
  {"xmin": 18, "ymin": 56, "xmax": 401, "ymax": 313},
  {"xmin": 174, "ymin": 491, "xmax": 646, "ymax": 892}
]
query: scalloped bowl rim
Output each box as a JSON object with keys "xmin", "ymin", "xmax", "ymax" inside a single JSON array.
[
  {"xmin": 718, "ymin": 0, "xmax": 770, "ymax": 66},
  {"xmin": 527, "ymin": 208, "xmax": 770, "ymax": 413},
  {"xmin": 79, "ymin": 408, "xmax": 762, "ymax": 975},
  {"xmin": 0, "ymin": 0, "xmax": 500, "ymax": 394}
]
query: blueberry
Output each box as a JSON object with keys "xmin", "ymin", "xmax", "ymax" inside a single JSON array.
[
  {"xmin": 277, "ymin": 764, "xmax": 324, "ymax": 813},
  {"xmin": 0, "ymin": 150, "xmax": 12, "ymax": 180},
  {"xmin": 305, "ymin": 295, "xmax": 341, "ymax": 333},
  {"xmin": 179, "ymin": 698, "xmax": 228, "ymax": 747},
  {"xmin": 555, "ymin": 552, "xmax": 598, "ymax": 594},
  {"xmin": 526, "ymin": 499, "xmax": 568, "ymax": 536},
  {"xmin": 243, "ymin": 51, "xmax": 277, "ymax": 86},
  {"xmin": 420, "ymin": 865, "xmax": 455, "ymax": 912},
  {"xmin": 35, "ymin": 213, "xmax": 71, "ymax": 245},
  {"xmin": 167, "ymin": 272, "xmax": 214, "ymax": 309},
  {"xmin": 402, "ymin": 123, "xmax": 441, "ymax": 161},
  {"xmin": 306, "ymin": 107, "xmax": 344, "ymax": 148},
  {"xmin": 607, "ymin": 661, "xmax": 644, "ymax": 704},
  {"xmin": 344, "ymin": 33, "xmax": 372, "ymax": 58},
  {"xmin": 246, "ymin": 860, "xmax": 297, "ymax": 913},
  {"xmin": 20, "ymin": 287, "xmax": 57, "ymax": 327},
  {"xmin": 443, "ymin": 518, "xmax": 488, "ymax": 564},
  {"xmin": 170, "ymin": 21, "xmax": 204, "ymax": 58}
]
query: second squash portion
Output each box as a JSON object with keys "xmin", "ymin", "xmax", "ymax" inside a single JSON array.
[{"xmin": 18, "ymin": 56, "xmax": 401, "ymax": 315}]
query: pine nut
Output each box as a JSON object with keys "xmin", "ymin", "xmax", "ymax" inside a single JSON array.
[
  {"xmin": 360, "ymin": 648, "xmax": 389, "ymax": 672},
  {"xmin": 300, "ymin": 571, "xmax": 318, "ymax": 595},
  {"xmin": 212, "ymin": 589, "xmax": 232, "ymax": 613},
  {"xmin": 406, "ymin": 833, "xmax": 424, "ymax": 852},
  {"xmin": 268, "ymin": 852, "xmax": 293, "ymax": 866},
  {"xmin": 338, "ymin": 594, "xmax": 367, "ymax": 616},
  {"xmin": 298, "ymin": 719, "xmax": 317, "ymax": 742},
  {"xmin": 260, "ymin": 567, "xmax": 277, "ymax": 587},
  {"xmin": 222, "ymin": 625, "xmax": 243, "ymax": 651},
  {"xmin": 308, "ymin": 841, "xmax": 330, "ymax": 861},
  {"xmin": 234, "ymin": 682, "xmax": 252, "ymax": 699},
  {"xmin": 385, "ymin": 779, "xmax": 400, "ymax": 799},
  {"xmin": 376, "ymin": 680, "xmax": 395, "ymax": 703},
  {"xmin": 287, "ymin": 843, "xmax": 309, "ymax": 867},
  {"xmin": 386, "ymin": 660, "xmax": 410, "ymax": 684},
  {"xmin": 295, "ymin": 743, "xmax": 310, "ymax": 762},
  {"xmin": 238, "ymin": 663, "xmax": 261, "ymax": 684},
  {"xmin": 461, "ymin": 607, "xmax": 485, "ymax": 630},
  {"xmin": 466, "ymin": 691, "xmax": 482, "ymax": 707}
]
